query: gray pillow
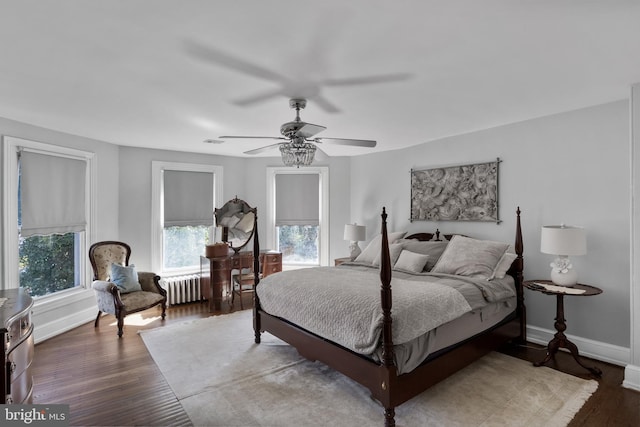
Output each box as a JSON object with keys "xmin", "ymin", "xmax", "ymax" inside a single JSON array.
[
  {"xmin": 394, "ymin": 250, "xmax": 429, "ymax": 273},
  {"xmin": 397, "ymin": 239, "xmax": 449, "ymax": 271},
  {"xmin": 431, "ymin": 235, "xmax": 509, "ymax": 279},
  {"xmin": 110, "ymin": 263, "xmax": 142, "ymax": 293},
  {"xmin": 355, "ymin": 231, "xmax": 406, "ymax": 264},
  {"xmin": 373, "ymin": 242, "xmax": 404, "ymax": 267}
]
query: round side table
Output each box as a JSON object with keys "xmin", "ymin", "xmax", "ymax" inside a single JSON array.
[{"xmin": 524, "ymin": 280, "xmax": 603, "ymax": 376}]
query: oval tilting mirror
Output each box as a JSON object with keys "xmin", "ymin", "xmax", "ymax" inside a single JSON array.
[{"xmin": 214, "ymin": 197, "xmax": 256, "ymax": 253}]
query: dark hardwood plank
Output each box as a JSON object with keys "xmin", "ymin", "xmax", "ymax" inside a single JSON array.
[{"xmin": 32, "ymin": 295, "xmax": 639, "ymax": 426}]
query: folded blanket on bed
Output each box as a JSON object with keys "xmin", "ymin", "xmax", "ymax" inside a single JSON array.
[{"xmin": 257, "ymin": 266, "xmax": 478, "ymax": 355}]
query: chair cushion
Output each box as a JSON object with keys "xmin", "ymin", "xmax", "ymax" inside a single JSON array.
[
  {"xmin": 111, "ymin": 263, "xmax": 142, "ymax": 293},
  {"xmin": 121, "ymin": 291, "xmax": 164, "ymax": 311}
]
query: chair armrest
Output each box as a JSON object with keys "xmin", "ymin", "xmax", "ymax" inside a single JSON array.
[
  {"xmin": 92, "ymin": 280, "xmax": 117, "ymax": 293},
  {"xmin": 91, "ymin": 280, "xmax": 124, "ymax": 313},
  {"xmin": 138, "ymin": 272, "xmax": 166, "ymax": 297}
]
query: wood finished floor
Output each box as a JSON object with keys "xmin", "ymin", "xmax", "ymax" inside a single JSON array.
[{"xmin": 32, "ymin": 296, "xmax": 639, "ymax": 426}]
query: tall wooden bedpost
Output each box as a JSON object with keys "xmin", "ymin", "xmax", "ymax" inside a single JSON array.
[
  {"xmin": 513, "ymin": 207, "xmax": 526, "ymax": 343},
  {"xmin": 252, "ymin": 208, "xmax": 262, "ymax": 344},
  {"xmin": 379, "ymin": 207, "xmax": 396, "ymax": 427}
]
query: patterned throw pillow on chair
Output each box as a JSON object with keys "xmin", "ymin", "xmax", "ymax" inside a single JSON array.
[{"xmin": 110, "ymin": 263, "xmax": 142, "ymax": 293}]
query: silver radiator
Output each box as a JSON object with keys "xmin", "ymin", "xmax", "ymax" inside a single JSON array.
[{"xmin": 161, "ymin": 274, "xmax": 202, "ymax": 305}]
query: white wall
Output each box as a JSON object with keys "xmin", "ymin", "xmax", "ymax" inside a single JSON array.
[
  {"xmin": 351, "ymin": 101, "xmax": 631, "ymax": 357},
  {"xmin": 625, "ymin": 84, "xmax": 640, "ymax": 390}
]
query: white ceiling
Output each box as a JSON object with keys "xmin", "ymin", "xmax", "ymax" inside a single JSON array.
[{"xmin": 1, "ymin": 1, "xmax": 640, "ymax": 158}]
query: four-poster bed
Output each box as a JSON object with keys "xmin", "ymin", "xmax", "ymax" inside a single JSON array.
[{"xmin": 251, "ymin": 207, "xmax": 525, "ymax": 426}]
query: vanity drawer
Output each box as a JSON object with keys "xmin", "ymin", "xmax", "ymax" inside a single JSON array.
[
  {"xmin": 7, "ymin": 311, "xmax": 31, "ymax": 349},
  {"xmin": 8, "ymin": 330, "xmax": 34, "ymax": 381},
  {"xmin": 261, "ymin": 253, "xmax": 282, "ymax": 277},
  {"xmin": 8, "ymin": 363, "xmax": 33, "ymax": 404}
]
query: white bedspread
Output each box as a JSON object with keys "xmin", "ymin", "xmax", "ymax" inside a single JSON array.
[{"xmin": 256, "ymin": 266, "xmax": 474, "ymax": 355}]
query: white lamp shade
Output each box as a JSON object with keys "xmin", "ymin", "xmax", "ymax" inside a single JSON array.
[
  {"xmin": 540, "ymin": 225, "xmax": 586, "ymax": 256},
  {"xmin": 344, "ymin": 224, "xmax": 366, "ymax": 241}
]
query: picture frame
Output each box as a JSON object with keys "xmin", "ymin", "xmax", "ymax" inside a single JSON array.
[{"xmin": 410, "ymin": 158, "xmax": 500, "ymax": 223}]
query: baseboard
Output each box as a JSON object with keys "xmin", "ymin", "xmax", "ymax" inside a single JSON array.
[
  {"xmin": 526, "ymin": 325, "xmax": 630, "ymax": 367},
  {"xmin": 623, "ymin": 364, "xmax": 640, "ymax": 391},
  {"xmin": 34, "ymin": 306, "xmax": 96, "ymax": 344}
]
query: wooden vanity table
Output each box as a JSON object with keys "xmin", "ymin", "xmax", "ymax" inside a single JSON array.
[{"xmin": 200, "ymin": 250, "xmax": 282, "ymax": 311}]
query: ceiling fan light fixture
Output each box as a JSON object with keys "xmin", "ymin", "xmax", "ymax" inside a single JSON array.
[{"xmin": 280, "ymin": 141, "xmax": 316, "ymax": 167}]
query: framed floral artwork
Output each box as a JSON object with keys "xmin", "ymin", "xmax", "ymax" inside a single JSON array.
[{"xmin": 410, "ymin": 159, "xmax": 500, "ymax": 223}]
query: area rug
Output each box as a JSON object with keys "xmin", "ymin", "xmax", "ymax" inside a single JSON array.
[{"xmin": 139, "ymin": 310, "xmax": 598, "ymax": 427}]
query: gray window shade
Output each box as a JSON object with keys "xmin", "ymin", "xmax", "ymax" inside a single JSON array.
[
  {"xmin": 20, "ymin": 150, "xmax": 87, "ymax": 237},
  {"xmin": 275, "ymin": 174, "xmax": 319, "ymax": 226},
  {"xmin": 164, "ymin": 170, "xmax": 214, "ymax": 227}
]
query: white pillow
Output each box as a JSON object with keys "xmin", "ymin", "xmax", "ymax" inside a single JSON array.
[
  {"xmin": 489, "ymin": 251, "xmax": 518, "ymax": 280},
  {"xmin": 355, "ymin": 231, "xmax": 406, "ymax": 264},
  {"xmin": 393, "ymin": 250, "xmax": 429, "ymax": 273},
  {"xmin": 431, "ymin": 235, "xmax": 510, "ymax": 279}
]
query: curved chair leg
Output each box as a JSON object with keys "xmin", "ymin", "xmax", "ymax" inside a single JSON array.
[
  {"xmin": 116, "ymin": 312, "xmax": 125, "ymax": 338},
  {"xmin": 161, "ymin": 303, "xmax": 167, "ymax": 320},
  {"xmin": 94, "ymin": 311, "xmax": 102, "ymax": 327}
]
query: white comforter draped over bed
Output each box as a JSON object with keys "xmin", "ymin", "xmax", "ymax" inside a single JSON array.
[{"xmin": 257, "ymin": 266, "xmax": 479, "ymax": 355}]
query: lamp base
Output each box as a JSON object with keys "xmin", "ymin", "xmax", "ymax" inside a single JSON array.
[
  {"xmin": 550, "ymin": 268, "xmax": 578, "ymax": 287},
  {"xmin": 349, "ymin": 242, "xmax": 361, "ymax": 261}
]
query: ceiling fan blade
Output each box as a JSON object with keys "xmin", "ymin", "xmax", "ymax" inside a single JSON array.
[
  {"xmin": 232, "ymin": 88, "xmax": 288, "ymax": 107},
  {"xmin": 184, "ymin": 40, "xmax": 288, "ymax": 84},
  {"xmin": 294, "ymin": 123, "xmax": 326, "ymax": 138},
  {"xmin": 321, "ymin": 73, "xmax": 411, "ymax": 87},
  {"xmin": 219, "ymin": 135, "xmax": 286, "ymax": 140},
  {"xmin": 313, "ymin": 137, "xmax": 377, "ymax": 148},
  {"xmin": 310, "ymin": 94, "xmax": 340, "ymax": 113},
  {"xmin": 244, "ymin": 143, "xmax": 284, "ymax": 155}
]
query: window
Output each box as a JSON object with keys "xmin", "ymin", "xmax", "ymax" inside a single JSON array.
[
  {"xmin": 3, "ymin": 136, "xmax": 94, "ymax": 297},
  {"xmin": 151, "ymin": 162, "xmax": 223, "ymax": 274},
  {"xmin": 266, "ymin": 167, "xmax": 329, "ymax": 267},
  {"xmin": 275, "ymin": 173, "xmax": 320, "ymax": 265}
]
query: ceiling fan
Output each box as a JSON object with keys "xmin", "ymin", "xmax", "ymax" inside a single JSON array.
[
  {"xmin": 218, "ymin": 98, "xmax": 377, "ymax": 167},
  {"xmin": 185, "ymin": 40, "xmax": 411, "ymax": 113}
]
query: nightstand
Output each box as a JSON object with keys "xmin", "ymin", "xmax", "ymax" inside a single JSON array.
[
  {"xmin": 334, "ymin": 257, "xmax": 351, "ymax": 266},
  {"xmin": 524, "ymin": 280, "xmax": 603, "ymax": 376}
]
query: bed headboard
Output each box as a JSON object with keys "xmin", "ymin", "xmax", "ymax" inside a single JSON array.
[{"xmin": 404, "ymin": 230, "xmax": 465, "ymax": 242}]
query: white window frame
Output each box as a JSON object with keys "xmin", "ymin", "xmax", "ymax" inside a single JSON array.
[
  {"xmin": 266, "ymin": 166, "xmax": 329, "ymax": 266},
  {"xmin": 2, "ymin": 136, "xmax": 96, "ymax": 294},
  {"xmin": 151, "ymin": 161, "xmax": 223, "ymax": 275}
]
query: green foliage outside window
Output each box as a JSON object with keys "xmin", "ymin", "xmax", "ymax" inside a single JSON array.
[
  {"xmin": 278, "ymin": 225, "xmax": 319, "ymax": 264},
  {"xmin": 19, "ymin": 233, "xmax": 76, "ymax": 297},
  {"xmin": 163, "ymin": 225, "xmax": 210, "ymax": 269}
]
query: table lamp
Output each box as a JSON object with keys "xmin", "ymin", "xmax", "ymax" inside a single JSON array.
[
  {"xmin": 540, "ymin": 224, "xmax": 586, "ymax": 286},
  {"xmin": 344, "ymin": 223, "xmax": 366, "ymax": 260}
]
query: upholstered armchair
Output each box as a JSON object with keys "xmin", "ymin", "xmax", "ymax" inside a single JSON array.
[{"xmin": 89, "ymin": 241, "xmax": 166, "ymax": 337}]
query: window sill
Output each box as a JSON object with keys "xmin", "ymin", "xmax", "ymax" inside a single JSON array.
[{"xmin": 32, "ymin": 287, "xmax": 94, "ymax": 314}]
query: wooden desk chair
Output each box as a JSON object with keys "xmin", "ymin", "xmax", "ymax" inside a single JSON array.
[{"xmin": 231, "ymin": 267, "xmax": 261, "ymax": 309}]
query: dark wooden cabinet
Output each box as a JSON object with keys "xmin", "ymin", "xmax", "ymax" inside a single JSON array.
[
  {"xmin": 1, "ymin": 288, "xmax": 34, "ymax": 404},
  {"xmin": 261, "ymin": 252, "xmax": 282, "ymax": 277},
  {"xmin": 200, "ymin": 251, "xmax": 282, "ymax": 311}
]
